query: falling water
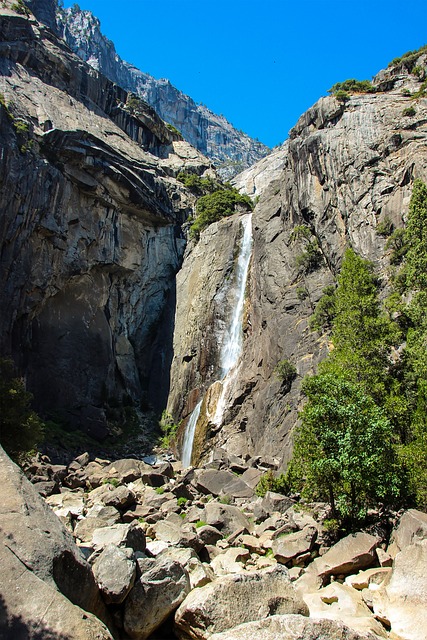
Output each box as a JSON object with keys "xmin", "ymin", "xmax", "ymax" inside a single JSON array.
[
  {"xmin": 181, "ymin": 400, "xmax": 202, "ymax": 468},
  {"xmin": 181, "ymin": 213, "xmax": 253, "ymax": 466}
]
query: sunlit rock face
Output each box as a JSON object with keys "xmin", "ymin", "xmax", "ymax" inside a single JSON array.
[
  {"xmin": 0, "ymin": 4, "xmax": 212, "ymax": 438},
  {"xmin": 56, "ymin": 6, "xmax": 270, "ymax": 179},
  {"xmin": 169, "ymin": 54, "xmax": 427, "ymax": 467}
]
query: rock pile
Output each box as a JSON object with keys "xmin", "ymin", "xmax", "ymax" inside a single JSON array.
[{"xmin": 2, "ymin": 445, "xmax": 426, "ymax": 639}]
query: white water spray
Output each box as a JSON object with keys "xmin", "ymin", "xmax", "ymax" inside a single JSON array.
[
  {"xmin": 181, "ymin": 214, "xmax": 253, "ymax": 466},
  {"xmin": 181, "ymin": 400, "xmax": 202, "ymax": 468}
]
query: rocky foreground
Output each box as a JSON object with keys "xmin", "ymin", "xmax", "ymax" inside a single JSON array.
[{"xmin": 2, "ymin": 445, "xmax": 426, "ymax": 640}]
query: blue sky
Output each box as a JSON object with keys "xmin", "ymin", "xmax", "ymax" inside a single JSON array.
[{"xmin": 64, "ymin": 0, "xmax": 427, "ymax": 148}]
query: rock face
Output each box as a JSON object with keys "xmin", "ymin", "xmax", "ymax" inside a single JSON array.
[
  {"xmin": 168, "ymin": 50, "xmax": 427, "ymax": 466},
  {"xmin": 0, "ymin": 3, "xmax": 213, "ymax": 436},
  {"xmin": 56, "ymin": 5, "xmax": 269, "ymax": 179},
  {"xmin": 0, "ymin": 445, "xmax": 113, "ymax": 638}
]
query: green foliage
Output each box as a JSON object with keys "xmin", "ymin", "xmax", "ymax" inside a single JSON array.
[
  {"xmin": 177, "ymin": 172, "xmax": 220, "ymax": 196},
  {"xmin": 402, "ymin": 106, "xmax": 416, "ymax": 117},
  {"xmin": 195, "ymin": 520, "xmax": 207, "ymax": 528},
  {"xmin": 296, "ymin": 286, "xmax": 308, "ymax": 301},
  {"xmin": 412, "ymin": 79, "xmax": 427, "ymax": 99},
  {"xmin": 288, "ymin": 374, "xmax": 402, "ymax": 524},
  {"xmin": 102, "ymin": 477, "xmax": 120, "ymax": 487},
  {"xmin": 385, "ymin": 228, "xmax": 408, "ymax": 265},
  {"xmin": 274, "ymin": 359, "xmax": 297, "ymax": 387},
  {"xmin": 165, "ymin": 122, "xmax": 183, "ymax": 139},
  {"xmin": 328, "ymin": 79, "xmax": 374, "ymax": 95},
  {"xmin": 405, "ymin": 179, "xmax": 427, "ymax": 290},
  {"xmin": 255, "ymin": 470, "xmax": 289, "ymax": 497},
  {"xmin": 177, "ymin": 496, "xmax": 188, "ymax": 507},
  {"xmin": 320, "ymin": 248, "xmax": 397, "ymax": 402},
  {"xmin": 14, "ymin": 120, "xmax": 29, "ymax": 135},
  {"xmin": 333, "ymin": 90, "xmax": 350, "ymax": 103},
  {"xmin": 0, "ymin": 359, "xmax": 44, "ymax": 462},
  {"xmin": 388, "ymin": 44, "xmax": 427, "ymax": 71},
  {"xmin": 309, "ymin": 285, "xmax": 336, "ymax": 331},
  {"xmin": 190, "ymin": 187, "xmax": 253, "ymax": 240},
  {"xmin": 155, "ymin": 486, "xmax": 165, "ymax": 495},
  {"xmin": 158, "ymin": 410, "xmax": 179, "ymax": 448},
  {"xmin": 11, "ymin": 0, "xmax": 30, "ymax": 15},
  {"xmin": 295, "ymin": 241, "xmax": 323, "ymax": 274},
  {"xmin": 289, "ymin": 225, "xmax": 312, "ymax": 243},
  {"xmin": 376, "ymin": 217, "xmax": 394, "ymax": 236}
]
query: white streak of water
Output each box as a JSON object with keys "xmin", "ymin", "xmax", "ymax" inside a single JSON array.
[
  {"xmin": 181, "ymin": 213, "xmax": 253, "ymax": 465},
  {"xmin": 181, "ymin": 400, "xmax": 202, "ymax": 468}
]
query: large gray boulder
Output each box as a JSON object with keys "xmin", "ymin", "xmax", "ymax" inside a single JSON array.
[
  {"xmin": 92, "ymin": 545, "xmax": 136, "ymax": 604},
  {"xmin": 193, "ymin": 469, "xmax": 253, "ymax": 498},
  {"xmin": 209, "ymin": 614, "xmax": 379, "ymax": 640},
  {"xmin": 124, "ymin": 556, "xmax": 190, "ymax": 639},
  {"xmin": 272, "ymin": 525, "xmax": 318, "ymax": 564},
  {"xmin": 174, "ymin": 564, "xmax": 308, "ymax": 639},
  {"xmin": 0, "ymin": 446, "xmax": 111, "ymax": 636},
  {"xmin": 314, "ymin": 532, "xmax": 381, "ymax": 579},
  {"xmin": 203, "ymin": 502, "xmax": 253, "ymax": 537}
]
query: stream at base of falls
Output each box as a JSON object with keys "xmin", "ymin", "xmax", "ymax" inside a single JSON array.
[{"xmin": 180, "ymin": 213, "xmax": 253, "ymax": 467}]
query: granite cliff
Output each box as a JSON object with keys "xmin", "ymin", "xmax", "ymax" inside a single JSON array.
[
  {"xmin": 0, "ymin": 0, "xmax": 214, "ymax": 442},
  {"xmin": 56, "ymin": 4, "xmax": 269, "ymax": 179},
  {"xmin": 168, "ymin": 51, "xmax": 427, "ymax": 467}
]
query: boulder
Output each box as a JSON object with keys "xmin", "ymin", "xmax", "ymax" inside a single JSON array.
[
  {"xmin": 0, "ymin": 542, "xmax": 113, "ymax": 640},
  {"xmin": 373, "ymin": 539, "xmax": 427, "ymax": 640},
  {"xmin": 124, "ymin": 556, "xmax": 190, "ymax": 639},
  {"xmin": 304, "ymin": 583, "xmax": 387, "ymax": 638},
  {"xmin": 241, "ymin": 467, "xmax": 264, "ymax": 489},
  {"xmin": 196, "ymin": 524, "xmax": 224, "ymax": 546},
  {"xmin": 345, "ymin": 567, "xmax": 391, "ymax": 591},
  {"xmin": 209, "ymin": 614, "xmax": 379, "ymax": 640},
  {"xmin": 314, "ymin": 533, "xmax": 381, "ymax": 579},
  {"xmin": 74, "ymin": 506, "xmax": 121, "ymax": 543},
  {"xmin": 261, "ymin": 491, "xmax": 294, "ymax": 515},
  {"xmin": 0, "ymin": 446, "xmax": 108, "ymax": 625},
  {"xmin": 92, "ymin": 544, "xmax": 136, "ymax": 604},
  {"xmin": 92, "ymin": 522, "xmax": 146, "ymax": 552},
  {"xmin": 152, "ymin": 520, "xmax": 201, "ymax": 551},
  {"xmin": 387, "ymin": 509, "xmax": 427, "ymax": 558},
  {"xmin": 211, "ymin": 547, "xmax": 251, "ymax": 576},
  {"xmin": 174, "ymin": 564, "xmax": 308, "ymax": 639},
  {"xmin": 101, "ymin": 459, "xmax": 152, "ymax": 484},
  {"xmin": 46, "ymin": 492, "xmax": 85, "ymax": 519},
  {"xmin": 203, "ymin": 502, "xmax": 253, "ymax": 537},
  {"xmin": 194, "ymin": 469, "xmax": 253, "ymax": 499},
  {"xmin": 272, "ymin": 525, "xmax": 318, "ymax": 564},
  {"xmin": 102, "ymin": 485, "xmax": 136, "ymax": 510}
]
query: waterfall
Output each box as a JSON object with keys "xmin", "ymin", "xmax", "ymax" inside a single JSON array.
[
  {"xmin": 181, "ymin": 399, "xmax": 202, "ymax": 468},
  {"xmin": 180, "ymin": 213, "xmax": 253, "ymax": 466}
]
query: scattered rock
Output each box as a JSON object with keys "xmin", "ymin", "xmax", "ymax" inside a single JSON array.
[
  {"xmin": 272, "ymin": 525, "xmax": 318, "ymax": 564},
  {"xmin": 174, "ymin": 564, "xmax": 308, "ymax": 639},
  {"xmin": 93, "ymin": 544, "xmax": 136, "ymax": 604},
  {"xmin": 387, "ymin": 508, "xmax": 427, "ymax": 558}
]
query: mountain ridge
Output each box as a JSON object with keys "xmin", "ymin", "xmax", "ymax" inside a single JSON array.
[{"xmin": 56, "ymin": 3, "xmax": 269, "ymax": 179}]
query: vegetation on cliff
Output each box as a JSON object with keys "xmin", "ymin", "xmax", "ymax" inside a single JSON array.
[
  {"xmin": 288, "ymin": 180, "xmax": 427, "ymax": 522},
  {"xmin": 0, "ymin": 359, "xmax": 44, "ymax": 462}
]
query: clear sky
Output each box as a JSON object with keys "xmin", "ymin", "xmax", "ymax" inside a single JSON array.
[{"xmin": 64, "ymin": 0, "xmax": 427, "ymax": 148}]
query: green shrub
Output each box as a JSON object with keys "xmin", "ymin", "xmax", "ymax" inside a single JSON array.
[
  {"xmin": 309, "ymin": 285, "xmax": 336, "ymax": 331},
  {"xmin": 289, "ymin": 225, "xmax": 312, "ymax": 243},
  {"xmin": 0, "ymin": 359, "xmax": 44, "ymax": 462},
  {"xmin": 11, "ymin": 0, "xmax": 30, "ymax": 15},
  {"xmin": 255, "ymin": 470, "xmax": 289, "ymax": 497},
  {"xmin": 158, "ymin": 410, "xmax": 179, "ymax": 448},
  {"xmin": 177, "ymin": 496, "xmax": 188, "ymax": 507},
  {"xmin": 195, "ymin": 520, "xmax": 207, "ymax": 528},
  {"xmin": 165, "ymin": 123, "xmax": 183, "ymax": 139},
  {"xmin": 295, "ymin": 241, "xmax": 323, "ymax": 273},
  {"xmin": 190, "ymin": 187, "xmax": 253, "ymax": 240},
  {"xmin": 402, "ymin": 106, "xmax": 416, "ymax": 117},
  {"xmin": 296, "ymin": 286, "xmax": 308, "ymax": 301},
  {"xmin": 274, "ymin": 360, "xmax": 297, "ymax": 387},
  {"xmin": 376, "ymin": 217, "xmax": 394, "ymax": 236},
  {"xmin": 102, "ymin": 477, "xmax": 119, "ymax": 487},
  {"xmin": 155, "ymin": 486, "xmax": 165, "ymax": 495},
  {"xmin": 328, "ymin": 79, "xmax": 374, "ymax": 95},
  {"xmin": 219, "ymin": 494, "xmax": 231, "ymax": 505},
  {"xmin": 177, "ymin": 172, "xmax": 219, "ymax": 195},
  {"xmin": 333, "ymin": 90, "xmax": 350, "ymax": 103},
  {"xmin": 386, "ymin": 228, "xmax": 408, "ymax": 265},
  {"xmin": 388, "ymin": 45, "xmax": 427, "ymax": 71}
]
